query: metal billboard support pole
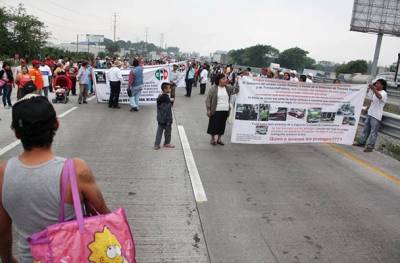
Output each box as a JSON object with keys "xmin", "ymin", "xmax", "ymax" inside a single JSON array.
[
  {"xmin": 370, "ymin": 33, "xmax": 383, "ymax": 77},
  {"xmin": 394, "ymin": 53, "xmax": 400, "ymax": 83}
]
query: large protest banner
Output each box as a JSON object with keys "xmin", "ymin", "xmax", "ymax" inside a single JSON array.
[
  {"xmin": 93, "ymin": 65, "xmax": 170, "ymax": 104},
  {"xmin": 231, "ymin": 77, "xmax": 367, "ymax": 145}
]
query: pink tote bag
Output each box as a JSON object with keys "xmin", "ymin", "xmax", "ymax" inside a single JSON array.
[{"xmin": 27, "ymin": 159, "xmax": 137, "ymax": 263}]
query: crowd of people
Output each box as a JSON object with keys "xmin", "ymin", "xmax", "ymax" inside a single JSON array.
[{"xmin": 0, "ymin": 55, "xmax": 390, "ymax": 261}]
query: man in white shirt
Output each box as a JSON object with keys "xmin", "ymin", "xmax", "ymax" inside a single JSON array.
[
  {"xmin": 306, "ymin": 73, "xmax": 313, "ymax": 83},
  {"xmin": 290, "ymin": 70, "xmax": 299, "ymax": 82},
  {"xmin": 39, "ymin": 60, "xmax": 53, "ymax": 98},
  {"xmin": 354, "ymin": 79, "xmax": 388, "ymax": 152},
  {"xmin": 106, "ymin": 61, "xmax": 123, "ymax": 109},
  {"xmin": 200, "ymin": 65, "xmax": 208, "ymax": 95}
]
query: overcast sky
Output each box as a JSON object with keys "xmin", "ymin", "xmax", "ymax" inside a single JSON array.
[{"xmin": 3, "ymin": 0, "xmax": 400, "ymax": 65}]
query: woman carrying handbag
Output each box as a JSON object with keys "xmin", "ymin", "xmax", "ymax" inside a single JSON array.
[{"xmin": 0, "ymin": 95, "xmax": 136, "ymax": 263}]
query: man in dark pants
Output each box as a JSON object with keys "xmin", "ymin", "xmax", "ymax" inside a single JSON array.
[
  {"xmin": 106, "ymin": 61, "xmax": 123, "ymax": 108},
  {"xmin": 199, "ymin": 64, "xmax": 208, "ymax": 95},
  {"xmin": 185, "ymin": 63, "xmax": 195, "ymax": 97}
]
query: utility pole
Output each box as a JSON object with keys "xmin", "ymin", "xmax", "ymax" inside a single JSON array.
[{"xmin": 113, "ymin": 12, "xmax": 117, "ymax": 42}]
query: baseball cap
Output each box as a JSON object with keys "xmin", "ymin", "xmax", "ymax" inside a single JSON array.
[{"xmin": 32, "ymin": 60, "xmax": 40, "ymax": 66}]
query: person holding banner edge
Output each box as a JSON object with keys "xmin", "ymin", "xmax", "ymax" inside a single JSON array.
[
  {"xmin": 206, "ymin": 73, "xmax": 239, "ymax": 145},
  {"xmin": 353, "ymin": 79, "xmax": 387, "ymax": 152}
]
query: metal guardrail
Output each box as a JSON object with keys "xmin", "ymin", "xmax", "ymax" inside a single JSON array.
[
  {"xmin": 359, "ymin": 112, "xmax": 400, "ymax": 140},
  {"xmin": 387, "ymin": 88, "xmax": 400, "ymax": 98}
]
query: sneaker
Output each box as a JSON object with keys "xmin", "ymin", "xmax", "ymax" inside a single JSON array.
[
  {"xmin": 353, "ymin": 142, "xmax": 365, "ymax": 147},
  {"xmin": 154, "ymin": 145, "xmax": 161, "ymax": 150},
  {"xmin": 4, "ymin": 105, "xmax": 11, "ymax": 109},
  {"xmin": 364, "ymin": 148, "xmax": 373, "ymax": 153},
  {"xmin": 78, "ymin": 102, "xmax": 82, "ymax": 104},
  {"xmin": 164, "ymin": 144, "xmax": 175, "ymax": 148},
  {"xmin": 83, "ymin": 101, "xmax": 88, "ymax": 104}
]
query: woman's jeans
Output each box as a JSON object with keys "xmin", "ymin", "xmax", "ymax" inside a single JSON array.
[
  {"xmin": 129, "ymin": 86, "xmax": 142, "ymax": 109},
  {"xmin": 2, "ymin": 84, "xmax": 12, "ymax": 106},
  {"xmin": 359, "ymin": 115, "xmax": 381, "ymax": 149}
]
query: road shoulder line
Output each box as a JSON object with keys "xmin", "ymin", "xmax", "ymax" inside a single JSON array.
[
  {"xmin": 177, "ymin": 125, "xmax": 208, "ymax": 202},
  {"xmin": 327, "ymin": 144, "xmax": 400, "ymax": 186}
]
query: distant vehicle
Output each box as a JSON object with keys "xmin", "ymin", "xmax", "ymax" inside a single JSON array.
[
  {"xmin": 255, "ymin": 126, "xmax": 267, "ymax": 135},
  {"xmin": 288, "ymin": 108, "xmax": 305, "ymax": 119},
  {"xmin": 342, "ymin": 116, "xmax": 356, "ymax": 126},
  {"xmin": 337, "ymin": 104, "xmax": 355, "ymax": 116},
  {"xmin": 376, "ymin": 72, "xmax": 400, "ymax": 89},
  {"xmin": 348, "ymin": 117, "xmax": 356, "ymax": 126},
  {"xmin": 307, "ymin": 108, "xmax": 322, "ymax": 123},
  {"xmin": 321, "ymin": 112, "xmax": 336, "ymax": 122},
  {"xmin": 269, "ymin": 108, "xmax": 287, "ymax": 121}
]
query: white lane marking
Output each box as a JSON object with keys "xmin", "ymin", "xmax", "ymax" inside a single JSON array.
[
  {"xmin": 57, "ymin": 107, "xmax": 78, "ymax": 118},
  {"xmin": 87, "ymin": 95, "xmax": 96, "ymax": 102},
  {"xmin": 177, "ymin": 125, "xmax": 207, "ymax": 203},
  {"xmin": 0, "ymin": 106, "xmax": 79, "ymax": 157},
  {"xmin": 0, "ymin": 140, "xmax": 21, "ymax": 156}
]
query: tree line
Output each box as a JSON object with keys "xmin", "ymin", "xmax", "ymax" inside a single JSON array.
[{"xmin": 228, "ymin": 44, "xmax": 369, "ymax": 75}]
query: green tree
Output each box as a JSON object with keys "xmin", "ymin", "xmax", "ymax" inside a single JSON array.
[
  {"xmin": 105, "ymin": 42, "xmax": 120, "ymax": 54},
  {"xmin": 97, "ymin": 51, "xmax": 106, "ymax": 59},
  {"xmin": 228, "ymin": 45, "xmax": 279, "ymax": 67},
  {"xmin": 277, "ymin": 47, "xmax": 314, "ymax": 71},
  {"xmin": 336, "ymin": 60, "xmax": 368, "ymax": 74},
  {"xmin": 0, "ymin": 8, "xmax": 12, "ymax": 56},
  {"xmin": 7, "ymin": 4, "xmax": 49, "ymax": 58}
]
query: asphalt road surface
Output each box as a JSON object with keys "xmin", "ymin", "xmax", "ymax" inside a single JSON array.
[{"xmin": 1, "ymin": 86, "xmax": 400, "ymax": 263}]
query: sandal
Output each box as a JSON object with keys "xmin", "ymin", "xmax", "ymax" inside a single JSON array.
[{"xmin": 217, "ymin": 141, "xmax": 225, "ymax": 146}]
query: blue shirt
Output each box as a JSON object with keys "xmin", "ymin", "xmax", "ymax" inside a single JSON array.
[
  {"xmin": 77, "ymin": 67, "xmax": 91, "ymax": 85},
  {"xmin": 132, "ymin": 66, "xmax": 144, "ymax": 88}
]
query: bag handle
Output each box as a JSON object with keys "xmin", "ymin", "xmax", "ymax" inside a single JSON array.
[{"xmin": 58, "ymin": 159, "xmax": 85, "ymax": 233}]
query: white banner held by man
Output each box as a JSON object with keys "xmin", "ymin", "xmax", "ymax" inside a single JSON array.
[
  {"xmin": 231, "ymin": 77, "xmax": 367, "ymax": 145},
  {"xmin": 93, "ymin": 66, "xmax": 170, "ymax": 105}
]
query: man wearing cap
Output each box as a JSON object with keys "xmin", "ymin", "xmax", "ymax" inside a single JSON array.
[
  {"xmin": 106, "ymin": 61, "xmax": 123, "ymax": 109},
  {"xmin": 29, "ymin": 60, "xmax": 44, "ymax": 95}
]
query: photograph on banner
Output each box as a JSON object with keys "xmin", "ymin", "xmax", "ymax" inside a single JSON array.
[
  {"xmin": 231, "ymin": 77, "xmax": 367, "ymax": 145},
  {"xmin": 93, "ymin": 66, "xmax": 170, "ymax": 105}
]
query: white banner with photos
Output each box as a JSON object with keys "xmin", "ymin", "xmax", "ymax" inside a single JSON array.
[{"xmin": 231, "ymin": 77, "xmax": 367, "ymax": 145}]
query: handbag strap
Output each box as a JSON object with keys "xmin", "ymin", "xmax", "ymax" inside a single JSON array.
[{"xmin": 58, "ymin": 159, "xmax": 85, "ymax": 233}]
